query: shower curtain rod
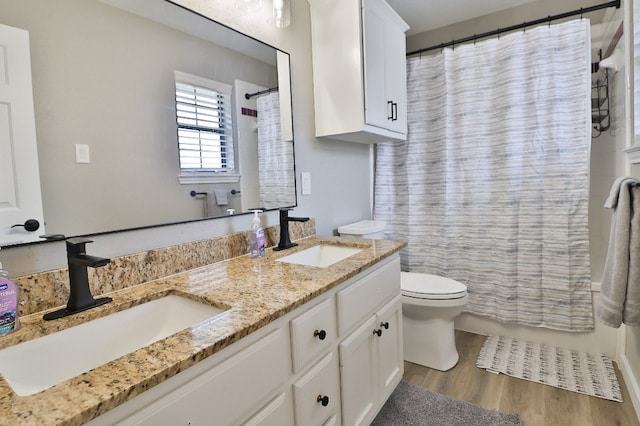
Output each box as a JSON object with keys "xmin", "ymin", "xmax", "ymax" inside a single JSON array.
[
  {"xmin": 406, "ymin": 0, "xmax": 620, "ymax": 56},
  {"xmin": 244, "ymin": 87, "xmax": 278, "ymax": 99}
]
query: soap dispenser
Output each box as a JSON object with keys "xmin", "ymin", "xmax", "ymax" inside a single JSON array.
[
  {"xmin": 0, "ymin": 252, "xmax": 20, "ymax": 336},
  {"xmin": 250, "ymin": 210, "xmax": 266, "ymax": 258}
]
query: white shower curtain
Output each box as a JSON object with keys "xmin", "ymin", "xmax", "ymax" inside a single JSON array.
[
  {"xmin": 375, "ymin": 19, "xmax": 594, "ymax": 331},
  {"xmin": 257, "ymin": 92, "xmax": 296, "ymax": 209}
]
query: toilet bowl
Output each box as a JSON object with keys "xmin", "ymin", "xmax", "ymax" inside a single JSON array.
[{"xmin": 401, "ymin": 272, "xmax": 468, "ymax": 371}]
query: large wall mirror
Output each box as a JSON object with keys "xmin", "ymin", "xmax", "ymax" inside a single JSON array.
[{"xmin": 0, "ymin": 0, "xmax": 296, "ymax": 247}]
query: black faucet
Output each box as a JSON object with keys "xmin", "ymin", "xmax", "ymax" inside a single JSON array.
[
  {"xmin": 274, "ymin": 208, "xmax": 310, "ymax": 251},
  {"xmin": 43, "ymin": 238, "xmax": 113, "ymax": 320}
]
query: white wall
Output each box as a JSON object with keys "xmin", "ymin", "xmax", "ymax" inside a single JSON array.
[{"xmin": 0, "ymin": 0, "xmax": 374, "ymax": 276}]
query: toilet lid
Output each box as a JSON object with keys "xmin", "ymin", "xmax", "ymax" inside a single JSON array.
[{"xmin": 401, "ymin": 272, "xmax": 467, "ymax": 300}]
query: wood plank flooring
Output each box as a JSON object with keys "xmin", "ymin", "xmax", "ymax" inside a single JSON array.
[{"xmin": 402, "ymin": 331, "xmax": 639, "ymax": 426}]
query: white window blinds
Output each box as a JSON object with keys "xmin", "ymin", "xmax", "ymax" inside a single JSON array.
[{"xmin": 174, "ymin": 71, "xmax": 234, "ymax": 173}]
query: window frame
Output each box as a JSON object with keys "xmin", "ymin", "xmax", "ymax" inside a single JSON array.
[{"xmin": 174, "ymin": 70, "xmax": 239, "ymax": 184}]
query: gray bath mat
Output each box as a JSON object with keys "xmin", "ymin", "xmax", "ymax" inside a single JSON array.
[
  {"xmin": 477, "ymin": 335, "xmax": 622, "ymax": 402},
  {"xmin": 371, "ymin": 380, "xmax": 521, "ymax": 426}
]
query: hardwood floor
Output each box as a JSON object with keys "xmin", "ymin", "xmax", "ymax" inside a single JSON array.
[{"xmin": 402, "ymin": 331, "xmax": 639, "ymax": 426}]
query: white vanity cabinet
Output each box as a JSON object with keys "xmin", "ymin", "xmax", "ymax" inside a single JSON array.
[
  {"xmin": 308, "ymin": 0, "xmax": 409, "ymax": 143},
  {"xmin": 337, "ymin": 262, "xmax": 403, "ymax": 426},
  {"xmin": 89, "ymin": 254, "xmax": 401, "ymax": 426}
]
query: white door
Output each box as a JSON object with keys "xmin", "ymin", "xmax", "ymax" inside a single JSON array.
[{"xmin": 0, "ymin": 24, "xmax": 45, "ymax": 245}]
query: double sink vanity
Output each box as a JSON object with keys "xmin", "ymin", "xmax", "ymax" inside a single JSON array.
[{"xmin": 0, "ymin": 229, "xmax": 405, "ymax": 425}]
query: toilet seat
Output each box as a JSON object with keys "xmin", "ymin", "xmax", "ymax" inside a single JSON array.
[{"xmin": 401, "ymin": 272, "xmax": 467, "ymax": 300}]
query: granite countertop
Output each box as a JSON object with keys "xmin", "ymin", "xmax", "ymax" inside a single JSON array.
[{"xmin": 0, "ymin": 236, "xmax": 404, "ymax": 425}]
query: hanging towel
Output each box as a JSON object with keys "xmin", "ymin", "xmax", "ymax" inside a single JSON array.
[
  {"xmin": 213, "ymin": 189, "xmax": 228, "ymax": 206},
  {"xmin": 597, "ymin": 177, "xmax": 640, "ymax": 328}
]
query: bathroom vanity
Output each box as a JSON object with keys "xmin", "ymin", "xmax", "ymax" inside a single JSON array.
[{"xmin": 0, "ymin": 236, "xmax": 404, "ymax": 425}]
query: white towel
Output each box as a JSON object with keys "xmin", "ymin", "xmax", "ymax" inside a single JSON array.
[
  {"xmin": 213, "ymin": 189, "xmax": 228, "ymax": 206},
  {"xmin": 604, "ymin": 176, "xmax": 640, "ymax": 208},
  {"xmin": 597, "ymin": 178, "xmax": 640, "ymax": 328}
]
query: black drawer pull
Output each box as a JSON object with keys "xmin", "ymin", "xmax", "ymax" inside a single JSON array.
[
  {"xmin": 317, "ymin": 394, "xmax": 329, "ymax": 407},
  {"xmin": 313, "ymin": 329, "xmax": 327, "ymax": 340},
  {"xmin": 380, "ymin": 321, "xmax": 389, "ymax": 330}
]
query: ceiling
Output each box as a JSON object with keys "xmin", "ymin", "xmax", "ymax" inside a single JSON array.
[{"xmin": 386, "ymin": 0, "xmax": 538, "ymax": 36}]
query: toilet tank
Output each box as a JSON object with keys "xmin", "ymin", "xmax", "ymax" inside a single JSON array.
[{"xmin": 338, "ymin": 220, "xmax": 387, "ymax": 239}]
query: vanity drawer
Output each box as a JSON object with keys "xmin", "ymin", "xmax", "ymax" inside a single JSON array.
[
  {"xmin": 337, "ymin": 256, "xmax": 400, "ymax": 335},
  {"xmin": 290, "ymin": 297, "xmax": 337, "ymax": 372},
  {"xmin": 293, "ymin": 351, "xmax": 341, "ymax": 426},
  {"xmin": 123, "ymin": 327, "xmax": 291, "ymax": 426}
]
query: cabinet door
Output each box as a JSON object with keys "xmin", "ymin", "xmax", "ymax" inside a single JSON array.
[
  {"xmin": 339, "ymin": 316, "xmax": 378, "ymax": 426},
  {"xmin": 362, "ymin": 0, "xmax": 389, "ymax": 130},
  {"xmin": 375, "ymin": 295, "xmax": 404, "ymax": 402},
  {"xmin": 384, "ymin": 18, "xmax": 407, "ymax": 134},
  {"xmin": 362, "ymin": 0, "xmax": 408, "ymax": 135}
]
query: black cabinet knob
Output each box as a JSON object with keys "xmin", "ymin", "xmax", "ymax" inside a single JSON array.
[
  {"xmin": 373, "ymin": 329, "xmax": 382, "ymax": 337},
  {"xmin": 316, "ymin": 394, "xmax": 329, "ymax": 407},
  {"xmin": 380, "ymin": 321, "xmax": 389, "ymax": 330},
  {"xmin": 313, "ymin": 329, "xmax": 327, "ymax": 340},
  {"xmin": 11, "ymin": 219, "xmax": 40, "ymax": 232}
]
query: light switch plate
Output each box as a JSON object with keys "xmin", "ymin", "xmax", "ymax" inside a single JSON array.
[{"xmin": 75, "ymin": 144, "xmax": 90, "ymax": 164}]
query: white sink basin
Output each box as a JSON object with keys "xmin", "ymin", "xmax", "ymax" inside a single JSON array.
[
  {"xmin": 0, "ymin": 295, "xmax": 226, "ymax": 396},
  {"xmin": 276, "ymin": 244, "xmax": 363, "ymax": 268}
]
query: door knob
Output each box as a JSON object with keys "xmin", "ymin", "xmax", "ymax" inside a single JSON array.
[{"xmin": 11, "ymin": 219, "xmax": 40, "ymax": 232}]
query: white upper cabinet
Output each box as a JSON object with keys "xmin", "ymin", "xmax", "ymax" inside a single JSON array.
[{"xmin": 308, "ymin": 0, "xmax": 409, "ymax": 143}]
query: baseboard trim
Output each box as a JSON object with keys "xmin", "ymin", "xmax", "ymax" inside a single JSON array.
[{"xmin": 619, "ymin": 353, "xmax": 640, "ymax": 422}]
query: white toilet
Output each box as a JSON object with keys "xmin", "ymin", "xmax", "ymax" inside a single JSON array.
[
  {"xmin": 401, "ymin": 272, "xmax": 468, "ymax": 371},
  {"xmin": 338, "ymin": 220, "xmax": 469, "ymax": 371}
]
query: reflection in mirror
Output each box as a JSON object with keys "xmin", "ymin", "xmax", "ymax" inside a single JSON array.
[{"xmin": 0, "ymin": 0, "xmax": 296, "ymax": 247}]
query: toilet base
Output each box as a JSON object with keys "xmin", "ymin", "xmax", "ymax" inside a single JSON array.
[{"xmin": 403, "ymin": 316, "xmax": 460, "ymax": 371}]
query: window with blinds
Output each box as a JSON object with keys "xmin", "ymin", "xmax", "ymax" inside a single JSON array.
[{"xmin": 174, "ymin": 71, "xmax": 234, "ymax": 175}]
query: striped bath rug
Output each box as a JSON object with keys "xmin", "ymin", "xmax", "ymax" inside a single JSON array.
[{"xmin": 476, "ymin": 335, "xmax": 622, "ymax": 402}]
